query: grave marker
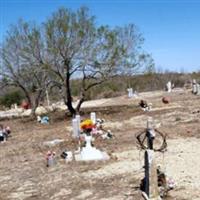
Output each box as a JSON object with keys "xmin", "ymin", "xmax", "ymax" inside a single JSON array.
[{"xmin": 90, "ymin": 112, "xmax": 96, "ymax": 124}]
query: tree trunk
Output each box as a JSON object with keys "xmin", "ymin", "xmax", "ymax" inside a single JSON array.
[
  {"xmin": 19, "ymin": 84, "xmax": 33, "ymax": 109},
  {"xmin": 65, "ymin": 68, "xmax": 76, "ymax": 117},
  {"xmin": 19, "ymin": 84, "xmax": 31, "ymax": 105},
  {"xmin": 31, "ymin": 89, "xmax": 43, "ymax": 118},
  {"xmin": 76, "ymin": 90, "xmax": 85, "ymax": 114}
]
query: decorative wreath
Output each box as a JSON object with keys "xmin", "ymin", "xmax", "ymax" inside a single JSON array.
[{"xmin": 136, "ymin": 129, "xmax": 167, "ymax": 152}]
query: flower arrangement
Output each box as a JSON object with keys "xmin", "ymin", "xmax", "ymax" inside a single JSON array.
[
  {"xmin": 46, "ymin": 151, "xmax": 56, "ymax": 160},
  {"xmin": 80, "ymin": 119, "xmax": 95, "ymax": 132},
  {"xmin": 80, "ymin": 118, "xmax": 113, "ymax": 139},
  {"xmin": 46, "ymin": 151, "xmax": 56, "ymax": 167}
]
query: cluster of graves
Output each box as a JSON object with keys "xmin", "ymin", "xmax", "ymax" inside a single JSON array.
[
  {"xmin": 5, "ymin": 79, "xmax": 198, "ymax": 199},
  {"xmin": 45, "ymin": 112, "xmax": 112, "ymax": 167}
]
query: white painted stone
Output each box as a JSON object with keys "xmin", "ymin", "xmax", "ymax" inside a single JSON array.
[
  {"xmin": 166, "ymin": 81, "xmax": 172, "ymax": 93},
  {"xmin": 90, "ymin": 112, "xmax": 96, "ymax": 124},
  {"xmin": 192, "ymin": 84, "xmax": 197, "ymax": 94},
  {"xmin": 196, "ymin": 84, "xmax": 200, "ymax": 95},
  {"xmin": 127, "ymin": 88, "xmax": 133, "ymax": 98},
  {"xmin": 75, "ymin": 114, "xmax": 81, "ymax": 133},
  {"xmin": 192, "ymin": 79, "xmax": 197, "ymax": 94},
  {"xmin": 14, "ymin": 104, "xmax": 18, "ymax": 109},
  {"xmin": 72, "ymin": 118, "xmax": 79, "ymax": 138}
]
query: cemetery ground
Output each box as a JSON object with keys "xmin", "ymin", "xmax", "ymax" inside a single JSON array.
[{"xmin": 0, "ymin": 89, "xmax": 200, "ymax": 200}]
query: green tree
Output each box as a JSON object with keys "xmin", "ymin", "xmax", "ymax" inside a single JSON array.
[
  {"xmin": 44, "ymin": 7, "xmax": 146, "ymax": 116},
  {"xmin": 1, "ymin": 7, "xmax": 153, "ymax": 117},
  {"xmin": 140, "ymin": 53, "xmax": 155, "ymax": 74}
]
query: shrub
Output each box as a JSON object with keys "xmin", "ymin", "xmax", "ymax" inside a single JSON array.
[{"xmin": 0, "ymin": 90, "xmax": 24, "ymax": 108}]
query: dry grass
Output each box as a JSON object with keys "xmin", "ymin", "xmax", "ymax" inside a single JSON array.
[{"xmin": 0, "ymin": 89, "xmax": 200, "ymax": 200}]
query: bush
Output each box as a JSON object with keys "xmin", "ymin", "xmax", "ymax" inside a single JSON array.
[
  {"xmin": 58, "ymin": 72, "xmax": 200, "ymax": 101},
  {"xmin": 0, "ymin": 90, "xmax": 24, "ymax": 108}
]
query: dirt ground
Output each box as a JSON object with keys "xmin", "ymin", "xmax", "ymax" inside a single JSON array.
[{"xmin": 0, "ymin": 88, "xmax": 200, "ymax": 200}]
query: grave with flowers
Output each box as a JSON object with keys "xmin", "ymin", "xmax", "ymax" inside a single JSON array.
[{"xmin": 74, "ymin": 113, "xmax": 110, "ymax": 161}]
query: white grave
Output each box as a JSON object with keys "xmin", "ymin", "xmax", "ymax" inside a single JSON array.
[
  {"xmin": 72, "ymin": 118, "xmax": 79, "ymax": 138},
  {"xmin": 166, "ymin": 81, "xmax": 172, "ymax": 93},
  {"xmin": 90, "ymin": 112, "xmax": 96, "ymax": 124},
  {"xmin": 192, "ymin": 79, "xmax": 197, "ymax": 94},
  {"xmin": 127, "ymin": 88, "xmax": 133, "ymax": 98},
  {"xmin": 14, "ymin": 104, "xmax": 18, "ymax": 110},
  {"xmin": 75, "ymin": 115, "xmax": 81, "ymax": 132},
  {"xmin": 196, "ymin": 84, "xmax": 200, "ymax": 95},
  {"xmin": 75, "ymin": 135, "xmax": 110, "ymax": 161}
]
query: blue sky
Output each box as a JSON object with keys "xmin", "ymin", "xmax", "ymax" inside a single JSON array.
[{"xmin": 0, "ymin": 0, "xmax": 200, "ymax": 72}]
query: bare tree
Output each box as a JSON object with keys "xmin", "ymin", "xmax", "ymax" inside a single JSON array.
[{"xmin": 0, "ymin": 20, "xmax": 48, "ymax": 116}]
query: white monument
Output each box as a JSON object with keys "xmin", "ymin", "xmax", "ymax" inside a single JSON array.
[
  {"xmin": 72, "ymin": 118, "xmax": 79, "ymax": 138},
  {"xmin": 192, "ymin": 79, "xmax": 200, "ymax": 95},
  {"xmin": 196, "ymin": 84, "xmax": 200, "ymax": 95},
  {"xmin": 72, "ymin": 115, "xmax": 81, "ymax": 138},
  {"xmin": 14, "ymin": 104, "xmax": 18, "ymax": 110},
  {"xmin": 192, "ymin": 79, "xmax": 197, "ymax": 94},
  {"xmin": 75, "ymin": 115, "xmax": 81, "ymax": 132},
  {"xmin": 90, "ymin": 112, "xmax": 96, "ymax": 124},
  {"xmin": 127, "ymin": 88, "xmax": 133, "ymax": 98},
  {"xmin": 75, "ymin": 135, "xmax": 110, "ymax": 161},
  {"xmin": 166, "ymin": 81, "xmax": 172, "ymax": 93}
]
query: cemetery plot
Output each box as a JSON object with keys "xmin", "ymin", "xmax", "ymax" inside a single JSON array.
[{"xmin": 0, "ymin": 89, "xmax": 200, "ymax": 200}]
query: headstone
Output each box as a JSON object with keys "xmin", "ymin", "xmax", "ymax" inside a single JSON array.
[
  {"xmin": 140, "ymin": 118, "xmax": 167, "ymax": 200},
  {"xmin": 75, "ymin": 135, "xmax": 109, "ymax": 161},
  {"xmin": 127, "ymin": 88, "xmax": 133, "ymax": 98},
  {"xmin": 166, "ymin": 81, "xmax": 172, "ymax": 93},
  {"xmin": 144, "ymin": 150, "xmax": 161, "ymax": 200},
  {"xmin": 75, "ymin": 115, "xmax": 81, "ymax": 132},
  {"xmin": 14, "ymin": 104, "xmax": 18, "ymax": 110},
  {"xmin": 72, "ymin": 118, "xmax": 79, "ymax": 138},
  {"xmin": 192, "ymin": 79, "xmax": 197, "ymax": 94},
  {"xmin": 196, "ymin": 84, "xmax": 200, "ymax": 95},
  {"xmin": 90, "ymin": 112, "xmax": 96, "ymax": 124}
]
